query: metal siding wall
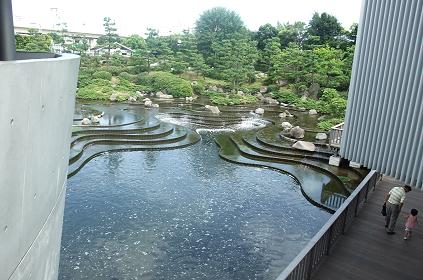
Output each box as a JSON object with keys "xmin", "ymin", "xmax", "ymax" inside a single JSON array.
[{"xmin": 340, "ymin": 0, "xmax": 423, "ymax": 189}]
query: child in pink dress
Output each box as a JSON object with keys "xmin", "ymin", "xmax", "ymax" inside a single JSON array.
[{"xmin": 404, "ymin": 208, "xmax": 418, "ymax": 240}]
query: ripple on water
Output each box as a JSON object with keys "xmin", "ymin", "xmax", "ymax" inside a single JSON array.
[{"xmin": 59, "ymin": 134, "xmax": 330, "ymax": 280}]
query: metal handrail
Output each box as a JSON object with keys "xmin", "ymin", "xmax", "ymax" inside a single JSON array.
[{"xmin": 276, "ymin": 170, "xmax": 379, "ymax": 280}]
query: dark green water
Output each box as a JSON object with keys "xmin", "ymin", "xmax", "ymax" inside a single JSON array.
[{"xmin": 59, "ymin": 132, "xmax": 330, "ymax": 280}]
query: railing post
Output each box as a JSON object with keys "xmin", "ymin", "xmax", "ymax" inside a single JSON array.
[
  {"xmin": 306, "ymin": 246, "xmax": 316, "ymax": 280},
  {"xmin": 326, "ymin": 226, "xmax": 333, "ymax": 255},
  {"xmin": 354, "ymin": 191, "xmax": 361, "ymax": 216},
  {"xmin": 342, "ymin": 207, "xmax": 349, "ymax": 234}
]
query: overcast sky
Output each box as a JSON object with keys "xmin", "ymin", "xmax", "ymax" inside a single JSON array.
[{"xmin": 12, "ymin": 0, "xmax": 362, "ymax": 36}]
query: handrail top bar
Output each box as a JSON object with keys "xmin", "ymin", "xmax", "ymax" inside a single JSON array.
[
  {"xmin": 275, "ymin": 170, "xmax": 378, "ymax": 280},
  {"xmin": 331, "ymin": 122, "xmax": 345, "ymax": 130}
]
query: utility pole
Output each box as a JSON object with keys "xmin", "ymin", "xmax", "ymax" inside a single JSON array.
[{"xmin": 0, "ymin": 0, "xmax": 16, "ymax": 60}]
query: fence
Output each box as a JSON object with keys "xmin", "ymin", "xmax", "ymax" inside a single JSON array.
[
  {"xmin": 329, "ymin": 122, "xmax": 344, "ymax": 148},
  {"xmin": 276, "ymin": 170, "xmax": 379, "ymax": 280}
]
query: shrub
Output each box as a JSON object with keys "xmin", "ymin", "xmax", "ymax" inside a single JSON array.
[
  {"xmin": 118, "ymin": 72, "xmax": 137, "ymax": 82},
  {"xmin": 210, "ymin": 93, "xmax": 257, "ymax": 105},
  {"xmin": 192, "ymin": 82, "xmax": 205, "ymax": 95},
  {"xmin": 92, "ymin": 70, "xmax": 112, "ymax": 80},
  {"xmin": 136, "ymin": 72, "xmax": 193, "ymax": 97},
  {"xmin": 317, "ymin": 118, "xmax": 344, "ymax": 131},
  {"xmin": 274, "ymin": 89, "xmax": 300, "ymax": 104}
]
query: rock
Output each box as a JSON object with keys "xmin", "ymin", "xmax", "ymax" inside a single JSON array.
[
  {"xmin": 256, "ymin": 92, "xmax": 264, "ymax": 100},
  {"xmin": 318, "ymin": 115, "xmax": 326, "ymax": 121},
  {"xmin": 308, "ymin": 82, "xmax": 320, "ymax": 99},
  {"xmin": 300, "ymin": 95, "xmax": 307, "ymax": 102},
  {"xmin": 299, "ymin": 107, "xmax": 306, "ymax": 111},
  {"xmin": 185, "ymin": 96, "xmax": 193, "ymax": 102},
  {"xmin": 315, "ymin": 133, "xmax": 327, "ymax": 140},
  {"xmin": 280, "ymin": 102, "xmax": 288, "ymax": 107},
  {"xmin": 292, "ymin": 141, "xmax": 316, "ymax": 152},
  {"xmin": 290, "ymin": 126, "xmax": 305, "ymax": 139},
  {"xmin": 281, "ymin": 121, "xmax": 293, "ymax": 130},
  {"xmin": 143, "ymin": 98, "xmax": 151, "ymax": 102},
  {"xmin": 151, "ymin": 103, "xmax": 159, "ymax": 108},
  {"xmin": 136, "ymin": 92, "xmax": 145, "ymax": 98},
  {"xmin": 90, "ymin": 116, "xmax": 100, "ymax": 123},
  {"xmin": 128, "ymin": 96, "xmax": 137, "ymax": 102},
  {"xmin": 255, "ymin": 108, "xmax": 265, "ymax": 115},
  {"xmin": 309, "ymin": 109, "xmax": 318, "ymax": 115},
  {"xmin": 259, "ymin": 86, "xmax": 267, "ymax": 93},
  {"xmin": 209, "ymin": 85, "xmax": 218, "ymax": 91},
  {"xmin": 144, "ymin": 100, "xmax": 153, "ymax": 107},
  {"xmin": 284, "ymin": 110, "xmax": 294, "ymax": 118},
  {"xmin": 217, "ymin": 88, "xmax": 224, "ymax": 93},
  {"xmin": 205, "ymin": 105, "xmax": 220, "ymax": 114},
  {"xmin": 156, "ymin": 91, "xmax": 173, "ymax": 99},
  {"xmin": 276, "ymin": 80, "xmax": 288, "ymax": 86},
  {"xmin": 135, "ymin": 90, "xmax": 141, "ymax": 95},
  {"xmin": 262, "ymin": 97, "xmax": 279, "ymax": 105},
  {"xmin": 109, "ymin": 93, "xmax": 118, "ymax": 102},
  {"xmin": 81, "ymin": 118, "xmax": 90, "ymax": 125},
  {"xmin": 237, "ymin": 90, "xmax": 244, "ymax": 96},
  {"xmin": 279, "ymin": 112, "xmax": 287, "ymax": 118}
]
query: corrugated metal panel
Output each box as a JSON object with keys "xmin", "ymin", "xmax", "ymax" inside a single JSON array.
[{"xmin": 341, "ymin": 0, "xmax": 423, "ymax": 189}]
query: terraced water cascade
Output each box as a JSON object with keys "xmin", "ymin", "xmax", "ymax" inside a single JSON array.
[{"xmin": 60, "ymin": 100, "xmax": 368, "ymax": 280}]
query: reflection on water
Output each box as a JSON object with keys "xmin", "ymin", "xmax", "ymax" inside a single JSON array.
[{"xmin": 60, "ymin": 133, "xmax": 330, "ymax": 280}]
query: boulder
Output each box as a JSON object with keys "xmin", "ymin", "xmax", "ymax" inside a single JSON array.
[
  {"xmin": 81, "ymin": 118, "xmax": 91, "ymax": 125},
  {"xmin": 299, "ymin": 107, "xmax": 306, "ymax": 111},
  {"xmin": 309, "ymin": 109, "xmax": 318, "ymax": 115},
  {"xmin": 292, "ymin": 141, "xmax": 316, "ymax": 152},
  {"xmin": 151, "ymin": 103, "xmax": 159, "ymax": 108},
  {"xmin": 279, "ymin": 112, "xmax": 287, "ymax": 118},
  {"xmin": 255, "ymin": 108, "xmax": 265, "ymax": 115},
  {"xmin": 315, "ymin": 132, "xmax": 328, "ymax": 140},
  {"xmin": 256, "ymin": 92, "xmax": 264, "ymax": 100},
  {"xmin": 237, "ymin": 90, "xmax": 244, "ymax": 96},
  {"xmin": 276, "ymin": 80, "xmax": 288, "ymax": 86},
  {"xmin": 281, "ymin": 121, "xmax": 293, "ymax": 130},
  {"xmin": 308, "ymin": 82, "xmax": 320, "ymax": 99},
  {"xmin": 156, "ymin": 91, "xmax": 173, "ymax": 99},
  {"xmin": 284, "ymin": 110, "xmax": 294, "ymax": 118},
  {"xmin": 90, "ymin": 116, "xmax": 100, "ymax": 123},
  {"xmin": 290, "ymin": 126, "xmax": 305, "ymax": 139},
  {"xmin": 205, "ymin": 105, "xmax": 220, "ymax": 114},
  {"xmin": 262, "ymin": 97, "xmax": 279, "ymax": 105},
  {"xmin": 109, "ymin": 93, "xmax": 118, "ymax": 102},
  {"xmin": 128, "ymin": 96, "xmax": 137, "ymax": 102},
  {"xmin": 144, "ymin": 100, "xmax": 153, "ymax": 107},
  {"xmin": 143, "ymin": 98, "xmax": 151, "ymax": 102},
  {"xmin": 185, "ymin": 96, "xmax": 193, "ymax": 102},
  {"xmin": 259, "ymin": 86, "xmax": 267, "ymax": 93}
]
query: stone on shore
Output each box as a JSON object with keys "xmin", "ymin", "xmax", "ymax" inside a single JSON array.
[
  {"xmin": 315, "ymin": 132, "xmax": 328, "ymax": 140},
  {"xmin": 255, "ymin": 108, "xmax": 264, "ymax": 115},
  {"xmin": 290, "ymin": 126, "xmax": 305, "ymax": 139},
  {"xmin": 292, "ymin": 141, "xmax": 316, "ymax": 152}
]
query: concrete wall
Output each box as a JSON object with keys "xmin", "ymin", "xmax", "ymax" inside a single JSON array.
[
  {"xmin": 0, "ymin": 53, "xmax": 80, "ymax": 279},
  {"xmin": 340, "ymin": 0, "xmax": 423, "ymax": 189}
]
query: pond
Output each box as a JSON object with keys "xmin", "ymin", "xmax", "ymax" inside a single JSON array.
[{"xmin": 59, "ymin": 99, "xmax": 363, "ymax": 279}]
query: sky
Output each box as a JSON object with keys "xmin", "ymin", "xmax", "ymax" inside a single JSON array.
[{"xmin": 12, "ymin": 0, "xmax": 362, "ymax": 36}]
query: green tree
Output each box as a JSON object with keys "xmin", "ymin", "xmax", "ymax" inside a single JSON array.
[
  {"xmin": 15, "ymin": 29, "xmax": 52, "ymax": 52},
  {"xmin": 212, "ymin": 37, "xmax": 258, "ymax": 87},
  {"xmin": 277, "ymin": 22, "xmax": 308, "ymax": 48},
  {"xmin": 255, "ymin": 23, "xmax": 278, "ymax": 50},
  {"xmin": 69, "ymin": 36, "xmax": 89, "ymax": 55},
  {"xmin": 123, "ymin": 34, "xmax": 146, "ymax": 50},
  {"xmin": 307, "ymin": 12, "xmax": 343, "ymax": 47},
  {"xmin": 256, "ymin": 37, "xmax": 281, "ymax": 73},
  {"xmin": 99, "ymin": 17, "xmax": 120, "ymax": 57},
  {"xmin": 195, "ymin": 7, "xmax": 247, "ymax": 64}
]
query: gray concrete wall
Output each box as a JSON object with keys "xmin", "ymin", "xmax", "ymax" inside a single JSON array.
[
  {"xmin": 0, "ymin": 53, "xmax": 80, "ymax": 279},
  {"xmin": 340, "ymin": 0, "xmax": 423, "ymax": 189}
]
